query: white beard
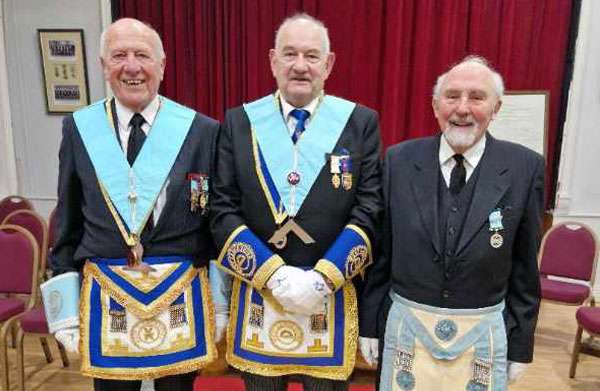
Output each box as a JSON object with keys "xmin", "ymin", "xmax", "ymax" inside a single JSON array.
[{"xmin": 443, "ymin": 123, "xmax": 480, "ymax": 150}]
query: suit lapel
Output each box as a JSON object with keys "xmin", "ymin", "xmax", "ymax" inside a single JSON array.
[
  {"xmin": 409, "ymin": 136, "xmax": 442, "ymax": 254},
  {"xmin": 150, "ymin": 149, "xmax": 187, "ymax": 237},
  {"xmin": 455, "ymin": 135, "xmax": 509, "ymax": 255}
]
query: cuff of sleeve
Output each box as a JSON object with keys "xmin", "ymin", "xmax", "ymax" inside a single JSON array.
[
  {"xmin": 315, "ymin": 224, "xmax": 373, "ymax": 290},
  {"xmin": 253, "ymin": 255, "xmax": 285, "ymax": 290},
  {"xmin": 216, "ymin": 225, "xmax": 283, "ymax": 289},
  {"xmin": 314, "ymin": 259, "xmax": 346, "ymax": 291}
]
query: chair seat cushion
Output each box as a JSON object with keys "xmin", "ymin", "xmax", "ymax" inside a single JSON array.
[
  {"xmin": 541, "ymin": 278, "xmax": 590, "ymax": 304},
  {"xmin": 0, "ymin": 298, "xmax": 25, "ymax": 322},
  {"xmin": 576, "ymin": 306, "xmax": 600, "ymax": 335},
  {"xmin": 19, "ymin": 306, "xmax": 49, "ymax": 334}
]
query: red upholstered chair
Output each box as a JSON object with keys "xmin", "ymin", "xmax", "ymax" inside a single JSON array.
[
  {"xmin": 569, "ymin": 306, "xmax": 600, "ymax": 378},
  {"xmin": 0, "ymin": 195, "xmax": 34, "ymax": 224},
  {"xmin": 2, "ymin": 210, "xmax": 49, "ymax": 283},
  {"xmin": 0, "ymin": 225, "xmax": 39, "ymax": 391},
  {"xmin": 538, "ymin": 222, "xmax": 598, "ymax": 306}
]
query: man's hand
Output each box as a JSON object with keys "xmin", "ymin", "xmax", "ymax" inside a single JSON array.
[
  {"xmin": 359, "ymin": 337, "xmax": 379, "ymax": 367},
  {"xmin": 55, "ymin": 326, "xmax": 79, "ymax": 354},
  {"xmin": 215, "ymin": 312, "xmax": 228, "ymax": 343},
  {"xmin": 507, "ymin": 361, "xmax": 528, "ymax": 384},
  {"xmin": 271, "ymin": 270, "xmax": 332, "ymax": 315}
]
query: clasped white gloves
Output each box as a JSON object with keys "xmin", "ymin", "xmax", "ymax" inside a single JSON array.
[
  {"xmin": 54, "ymin": 326, "xmax": 80, "ymax": 354},
  {"xmin": 359, "ymin": 337, "xmax": 379, "ymax": 367},
  {"xmin": 268, "ymin": 267, "xmax": 332, "ymax": 315},
  {"xmin": 507, "ymin": 361, "xmax": 528, "ymax": 384}
]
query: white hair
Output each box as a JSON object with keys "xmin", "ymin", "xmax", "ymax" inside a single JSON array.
[
  {"xmin": 432, "ymin": 55, "xmax": 504, "ymax": 99},
  {"xmin": 274, "ymin": 13, "xmax": 331, "ymax": 54},
  {"xmin": 100, "ymin": 18, "xmax": 165, "ymax": 60}
]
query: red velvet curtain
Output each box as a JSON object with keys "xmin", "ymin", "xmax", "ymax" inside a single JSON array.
[{"xmin": 117, "ymin": 0, "xmax": 574, "ymax": 206}]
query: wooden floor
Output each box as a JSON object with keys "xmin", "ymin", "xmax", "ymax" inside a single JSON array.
[{"xmin": 2, "ymin": 301, "xmax": 599, "ymax": 391}]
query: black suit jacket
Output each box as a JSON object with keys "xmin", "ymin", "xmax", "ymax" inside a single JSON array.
[
  {"xmin": 51, "ymin": 107, "xmax": 219, "ymax": 274},
  {"xmin": 210, "ymin": 102, "xmax": 381, "ymax": 270},
  {"xmin": 361, "ymin": 133, "xmax": 544, "ymax": 363}
]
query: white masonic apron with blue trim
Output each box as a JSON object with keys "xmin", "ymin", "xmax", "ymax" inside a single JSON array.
[
  {"xmin": 72, "ymin": 98, "xmax": 216, "ymax": 380},
  {"xmin": 380, "ymin": 292, "xmax": 508, "ymax": 391},
  {"xmin": 225, "ymin": 93, "xmax": 359, "ymax": 380}
]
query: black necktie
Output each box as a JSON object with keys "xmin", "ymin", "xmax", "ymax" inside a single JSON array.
[
  {"xmin": 449, "ymin": 154, "xmax": 466, "ymax": 195},
  {"xmin": 126, "ymin": 114, "xmax": 154, "ymax": 232},
  {"xmin": 290, "ymin": 109, "xmax": 310, "ymax": 143},
  {"xmin": 127, "ymin": 113, "xmax": 146, "ymax": 166}
]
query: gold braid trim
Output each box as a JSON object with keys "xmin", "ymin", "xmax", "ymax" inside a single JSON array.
[
  {"xmin": 224, "ymin": 279, "xmax": 358, "ymax": 380},
  {"xmin": 346, "ymin": 224, "xmax": 373, "ymax": 272},
  {"xmin": 252, "ymin": 255, "xmax": 285, "ymax": 290},
  {"xmin": 314, "ymin": 259, "xmax": 346, "ymax": 291},
  {"xmin": 84, "ymin": 262, "xmax": 196, "ymax": 320},
  {"xmin": 79, "ymin": 267, "xmax": 217, "ymax": 379}
]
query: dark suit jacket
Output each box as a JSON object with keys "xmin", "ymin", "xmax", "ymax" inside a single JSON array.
[
  {"xmin": 361, "ymin": 133, "xmax": 544, "ymax": 363},
  {"xmin": 210, "ymin": 102, "xmax": 381, "ymax": 269},
  {"xmin": 51, "ymin": 107, "xmax": 219, "ymax": 274}
]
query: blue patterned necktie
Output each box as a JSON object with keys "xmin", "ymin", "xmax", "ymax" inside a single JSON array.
[{"xmin": 290, "ymin": 109, "xmax": 310, "ymax": 144}]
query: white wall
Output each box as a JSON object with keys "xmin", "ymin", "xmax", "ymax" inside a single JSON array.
[
  {"xmin": 554, "ymin": 0, "xmax": 600, "ymax": 297},
  {"xmin": 1, "ymin": 0, "xmax": 106, "ymax": 218}
]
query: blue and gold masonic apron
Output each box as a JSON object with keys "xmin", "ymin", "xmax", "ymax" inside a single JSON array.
[
  {"xmin": 380, "ymin": 292, "xmax": 508, "ymax": 391},
  {"xmin": 224, "ymin": 93, "xmax": 358, "ymax": 380},
  {"xmin": 72, "ymin": 98, "xmax": 217, "ymax": 379}
]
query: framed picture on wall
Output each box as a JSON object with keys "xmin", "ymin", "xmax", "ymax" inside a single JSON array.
[
  {"xmin": 38, "ymin": 29, "xmax": 90, "ymax": 114},
  {"xmin": 487, "ymin": 90, "xmax": 549, "ymax": 159}
]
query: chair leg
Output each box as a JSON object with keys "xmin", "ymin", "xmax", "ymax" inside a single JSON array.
[
  {"xmin": 56, "ymin": 339, "xmax": 70, "ymax": 367},
  {"xmin": 569, "ymin": 325, "xmax": 584, "ymax": 378},
  {"xmin": 0, "ymin": 327, "xmax": 9, "ymax": 391},
  {"xmin": 39, "ymin": 337, "xmax": 53, "ymax": 363},
  {"xmin": 10, "ymin": 323, "xmax": 17, "ymax": 348},
  {"xmin": 16, "ymin": 329, "xmax": 25, "ymax": 391}
]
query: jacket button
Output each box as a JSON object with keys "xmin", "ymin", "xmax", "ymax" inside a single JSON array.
[
  {"xmin": 442, "ymin": 290, "xmax": 451, "ymax": 298},
  {"xmin": 448, "ymin": 227, "xmax": 457, "ymax": 235},
  {"xmin": 451, "ymin": 205, "xmax": 459, "ymax": 212},
  {"xmin": 433, "ymin": 255, "xmax": 440, "ymax": 263}
]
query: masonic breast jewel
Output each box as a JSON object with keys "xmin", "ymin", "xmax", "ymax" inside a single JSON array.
[{"xmin": 488, "ymin": 209, "xmax": 504, "ymax": 249}]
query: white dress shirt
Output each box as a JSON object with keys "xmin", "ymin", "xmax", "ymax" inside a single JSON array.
[
  {"xmin": 114, "ymin": 96, "xmax": 167, "ymax": 225},
  {"xmin": 439, "ymin": 133, "xmax": 486, "ymax": 188},
  {"xmin": 280, "ymin": 95, "xmax": 320, "ymax": 138}
]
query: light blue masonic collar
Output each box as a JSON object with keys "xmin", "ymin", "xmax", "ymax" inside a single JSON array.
[
  {"xmin": 244, "ymin": 91, "xmax": 355, "ymax": 217},
  {"xmin": 73, "ymin": 96, "xmax": 195, "ymax": 238}
]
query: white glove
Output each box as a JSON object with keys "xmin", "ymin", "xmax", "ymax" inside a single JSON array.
[
  {"xmin": 359, "ymin": 337, "xmax": 379, "ymax": 367},
  {"xmin": 54, "ymin": 326, "xmax": 79, "ymax": 354},
  {"xmin": 215, "ymin": 313, "xmax": 228, "ymax": 343},
  {"xmin": 272, "ymin": 270, "xmax": 332, "ymax": 315},
  {"xmin": 266, "ymin": 265, "xmax": 305, "ymax": 291},
  {"xmin": 507, "ymin": 361, "xmax": 528, "ymax": 384}
]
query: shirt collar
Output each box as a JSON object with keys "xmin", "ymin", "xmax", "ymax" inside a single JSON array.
[
  {"xmin": 115, "ymin": 95, "xmax": 160, "ymax": 129},
  {"xmin": 279, "ymin": 94, "xmax": 320, "ymax": 121},
  {"xmin": 439, "ymin": 132, "xmax": 487, "ymax": 168}
]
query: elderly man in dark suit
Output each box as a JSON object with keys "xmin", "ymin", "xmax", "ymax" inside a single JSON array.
[
  {"xmin": 210, "ymin": 13, "xmax": 381, "ymax": 391},
  {"xmin": 50, "ymin": 18, "xmax": 220, "ymax": 391},
  {"xmin": 360, "ymin": 56, "xmax": 544, "ymax": 390}
]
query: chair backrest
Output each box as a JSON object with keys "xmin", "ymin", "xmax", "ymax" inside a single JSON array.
[
  {"xmin": 0, "ymin": 225, "xmax": 39, "ymax": 303},
  {"xmin": 539, "ymin": 222, "xmax": 598, "ymax": 287},
  {"xmin": 1, "ymin": 210, "xmax": 48, "ymax": 277},
  {"xmin": 0, "ymin": 195, "xmax": 34, "ymax": 223}
]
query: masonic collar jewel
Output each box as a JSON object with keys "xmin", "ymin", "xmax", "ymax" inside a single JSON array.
[{"xmin": 488, "ymin": 209, "xmax": 504, "ymax": 249}]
